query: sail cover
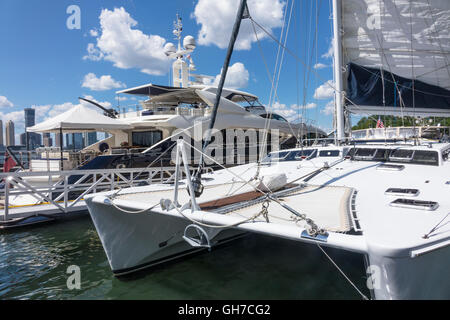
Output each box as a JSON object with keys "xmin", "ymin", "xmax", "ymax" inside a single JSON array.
[{"xmin": 342, "ymin": 0, "xmax": 450, "ymax": 116}]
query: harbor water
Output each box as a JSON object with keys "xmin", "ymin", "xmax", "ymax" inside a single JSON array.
[{"xmin": 0, "ymin": 214, "xmax": 369, "ymax": 300}]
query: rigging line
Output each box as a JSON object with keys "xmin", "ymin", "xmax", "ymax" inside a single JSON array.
[
  {"xmin": 249, "ymin": 16, "xmax": 301, "ymax": 159},
  {"xmin": 316, "ymin": 244, "xmax": 369, "ymax": 300},
  {"xmin": 423, "ymin": 212, "xmax": 450, "ymax": 239},
  {"xmin": 250, "ymin": 16, "xmax": 386, "ymax": 128},
  {"xmin": 253, "ymin": 2, "xmax": 288, "ymax": 164},
  {"xmin": 110, "ymin": 142, "xmax": 177, "ymax": 198},
  {"xmin": 261, "ymin": 0, "xmax": 296, "ymax": 162},
  {"xmin": 250, "ymin": 20, "xmax": 300, "ymax": 153},
  {"xmin": 262, "ymin": 0, "xmax": 293, "ymax": 160},
  {"xmin": 302, "ymin": 0, "xmax": 322, "ymax": 125}
]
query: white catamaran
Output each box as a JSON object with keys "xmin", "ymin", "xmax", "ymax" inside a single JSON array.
[{"xmin": 85, "ymin": 0, "xmax": 450, "ymax": 299}]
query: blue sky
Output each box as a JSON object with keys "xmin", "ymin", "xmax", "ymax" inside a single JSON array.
[{"xmin": 0, "ymin": 0, "xmax": 337, "ymax": 144}]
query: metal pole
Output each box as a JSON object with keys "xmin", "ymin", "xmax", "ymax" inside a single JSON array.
[
  {"xmin": 198, "ymin": 0, "xmax": 248, "ymax": 168},
  {"xmin": 332, "ymin": 0, "xmax": 345, "ymax": 143},
  {"xmin": 59, "ymin": 127, "xmax": 64, "ymax": 171},
  {"xmin": 4, "ymin": 179, "xmax": 9, "ymax": 221}
]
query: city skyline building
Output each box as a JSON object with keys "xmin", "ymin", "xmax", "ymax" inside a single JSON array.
[
  {"xmin": 5, "ymin": 120, "xmax": 15, "ymax": 146},
  {"xmin": 0, "ymin": 120, "xmax": 3, "ymax": 147}
]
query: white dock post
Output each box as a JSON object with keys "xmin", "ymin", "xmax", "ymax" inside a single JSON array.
[
  {"xmin": 64, "ymin": 175, "xmax": 68, "ymax": 213},
  {"xmin": 4, "ymin": 179, "xmax": 9, "ymax": 221}
]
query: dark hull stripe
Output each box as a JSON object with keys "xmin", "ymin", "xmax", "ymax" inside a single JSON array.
[{"xmin": 112, "ymin": 232, "xmax": 247, "ymax": 276}]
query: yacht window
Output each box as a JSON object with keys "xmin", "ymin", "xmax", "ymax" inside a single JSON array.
[
  {"xmin": 293, "ymin": 149, "xmax": 317, "ymax": 160},
  {"xmin": 385, "ymin": 188, "xmax": 420, "ymax": 197},
  {"xmin": 349, "ymin": 148, "xmax": 388, "ymax": 161},
  {"xmin": 132, "ymin": 131, "xmax": 162, "ymax": 147},
  {"xmin": 388, "ymin": 149, "xmax": 439, "ymax": 166},
  {"xmin": 389, "ymin": 149, "xmax": 414, "ymax": 161},
  {"xmin": 390, "ymin": 198, "xmax": 439, "ymax": 211},
  {"xmin": 412, "ymin": 150, "xmax": 439, "ymax": 165},
  {"xmin": 262, "ymin": 151, "xmax": 291, "ymax": 162},
  {"xmin": 259, "ymin": 113, "xmax": 288, "ymax": 122},
  {"xmin": 319, "ymin": 150, "xmax": 340, "ymax": 157}
]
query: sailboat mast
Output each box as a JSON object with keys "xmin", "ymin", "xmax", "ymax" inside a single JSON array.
[{"xmin": 332, "ymin": 0, "xmax": 345, "ymax": 143}]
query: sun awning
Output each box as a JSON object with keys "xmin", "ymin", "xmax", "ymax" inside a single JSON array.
[
  {"xmin": 116, "ymin": 83, "xmax": 187, "ymax": 96},
  {"xmin": 26, "ymin": 104, "xmax": 132, "ymax": 133}
]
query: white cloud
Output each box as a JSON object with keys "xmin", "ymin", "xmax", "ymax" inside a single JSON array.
[
  {"xmin": 270, "ymin": 101, "xmax": 317, "ymax": 121},
  {"xmin": 84, "ymin": 43, "xmax": 104, "ymax": 61},
  {"xmin": 314, "ymin": 80, "xmax": 335, "ymax": 100},
  {"xmin": 0, "ymin": 96, "xmax": 14, "ymax": 108},
  {"xmin": 89, "ymin": 29, "xmax": 99, "ymax": 37},
  {"xmin": 313, "ymin": 63, "xmax": 328, "ymax": 69},
  {"xmin": 0, "ymin": 110, "xmax": 23, "ymax": 123},
  {"xmin": 322, "ymin": 40, "xmax": 334, "ymax": 59},
  {"xmin": 192, "ymin": 0, "xmax": 285, "ymax": 50},
  {"xmin": 84, "ymin": 7, "xmax": 170, "ymax": 75},
  {"xmin": 321, "ymin": 100, "xmax": 335, "ymax": 115},
  {"xmin": 210, "ymin": 62, "xmax": 249, "ymax": 89},
  {"xmin": 82, "ymin": 73, "xmax": 126, "ymax": 91}
]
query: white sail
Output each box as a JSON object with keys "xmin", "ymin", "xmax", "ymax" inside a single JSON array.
[{"xmin": 341, "ymin": 0, "xmax": 450, "ymax": 116}]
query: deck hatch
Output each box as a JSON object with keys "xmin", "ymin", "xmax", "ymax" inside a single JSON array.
[
  {"xmin": 390, "ymin": 198, "xmax": 439, "ymax": 211},
  {"xmin": 376, "ymin": 164, "xmax": 405, "ymax": 171},
  {"xmin": 385, "ymin": 188, "xmax": 420, "ymax": 197}
]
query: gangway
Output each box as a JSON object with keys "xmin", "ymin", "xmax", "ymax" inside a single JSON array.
[{"xmin": 0, "ymin": 166, "xmax": 212, "ymax": 229}]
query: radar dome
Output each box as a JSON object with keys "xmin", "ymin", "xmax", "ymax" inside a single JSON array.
[
  {"xmin": 164, "ymin": 42, "xmax": 176, "ymax": 56},
  {"xmin": 183, "ymin": 36, "xmax": 196, "ymax": 50}
]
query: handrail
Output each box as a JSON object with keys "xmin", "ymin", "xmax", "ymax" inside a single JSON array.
[{"xmin": 0, "ymin": 166, "xmax": 214, "ymax": 220}]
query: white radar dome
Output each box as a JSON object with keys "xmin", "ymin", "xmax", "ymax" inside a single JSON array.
[
  {"xmin": 164, "ymin": 42, "xmax": 176, "ymax": 56},
  {"xmin": 183, "ymin": 36, "xmax": 196, "ymax": 50}
]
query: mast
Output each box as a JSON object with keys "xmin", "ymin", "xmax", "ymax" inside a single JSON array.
[
  {"xmin": 332, "ymin": 0, "xmax": 345, "ymax": 143},
  {"xmin": 192, "ymin": 0, "xmax": 248, "ymax": 197}
]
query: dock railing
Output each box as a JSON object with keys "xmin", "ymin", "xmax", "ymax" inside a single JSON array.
[{"xmin": 0, "ymin": 166, "xmax": 213, "ymax": 221}]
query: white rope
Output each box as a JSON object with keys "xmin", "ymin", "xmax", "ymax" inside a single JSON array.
[{"xmin": 316, "ymin": 244, "xmax": 369, "ymax": 300}]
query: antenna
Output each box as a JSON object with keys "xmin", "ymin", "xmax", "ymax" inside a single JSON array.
[{"xmin": 164, "ymin": 14, "xmax": 197, "ymax": 88}]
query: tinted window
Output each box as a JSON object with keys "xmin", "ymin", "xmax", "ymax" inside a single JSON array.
[
  {"xmin": 262, "ymin": 149, "xmax": 317, "ymax": 162},
  {"xmin": 132, "ymin": 131, "xmax": 162, "ymax": 147},
  {"xmin": 319, "ymin": 150, "xmax": 340, "ymax": 157},
  {"xmin": 412, "ymin": 150, "xmax": 439, "ymax": 165},
  {"xmin": 388, "ymin": 149, "xmax": 439, "ymax": 166}
]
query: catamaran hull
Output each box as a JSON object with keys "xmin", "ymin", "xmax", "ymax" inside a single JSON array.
[
  {"xmin": 367, "ymin": 245, "xmax": 450, "ymax": 300},
  {"xmin": 85, "ymin": 197, "xmax": 244, "ymax": 276}
]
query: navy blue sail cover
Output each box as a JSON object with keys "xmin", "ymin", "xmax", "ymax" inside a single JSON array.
[{"xmin": 346, "ymin": 63, "xmax": 450, "ymax": 111}]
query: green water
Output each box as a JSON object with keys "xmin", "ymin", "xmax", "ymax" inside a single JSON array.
[{"xmin": 0, "ymin": 215, "xmax": 369, "ymax": 299}]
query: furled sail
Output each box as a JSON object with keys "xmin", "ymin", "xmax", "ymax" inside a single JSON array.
[{"xmin": 341, "ymin": 0, "xmax": 450, "ymax": 116}]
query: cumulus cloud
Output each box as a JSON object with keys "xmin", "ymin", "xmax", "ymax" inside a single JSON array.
[
  {"xmin": 322, "ymin": 40, "xmax": 334, "ymax": 59},
  {"xmin": 82, "ymin": 73, "xmax": 126, "ymax": 91},
  {"xmin": 84, "ymin": 7, "xmax": 170, "ymax": 75},
  {"xmin": 270, "ymin": 101, "xmax": 317, "ymax": 121},
  {"xmin": 314, "ymin": 80, "xmax": 335, "ymax": 100},
  {"xmin": 313, "ymin": 63, "xmax": 328, "ymax": 69},
  {"xmin": 321, "ymin": 100, "xmax": 335, "ymax": 115},
  {"xmin": 0, "ymin": 96, "xmax": 14, "ymax": 108},
  {"xmin": 192, "ymin": 0, "xmax": 285, "ymax": 50},
  {"xmin": 211, "ymin": 62, "xmax": 249, "ymax": 89}
]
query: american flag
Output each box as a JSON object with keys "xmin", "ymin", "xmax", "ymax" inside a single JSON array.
[{"xmin": 376, "ymin": 117, "xmax": 384, "ymax": 128}]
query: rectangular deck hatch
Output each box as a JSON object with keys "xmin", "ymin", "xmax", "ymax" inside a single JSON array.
[
  {"xmin": 377, "ymin": 164, "xmax": 405, "ymax": 171},
  {"xmin": 390, "ymin": 198, "xmax": 439, "ymax": 211},
  {"xmin": 385, "ymin": 188, "xmax": 420, "ymax": 197}
]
